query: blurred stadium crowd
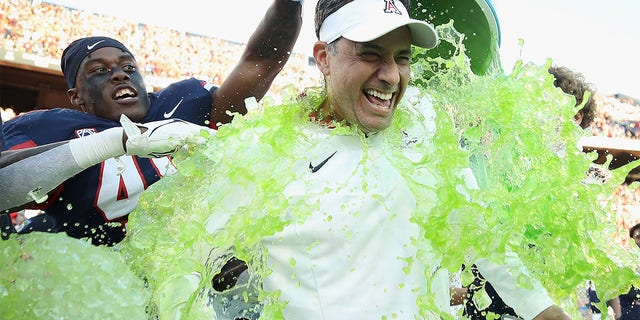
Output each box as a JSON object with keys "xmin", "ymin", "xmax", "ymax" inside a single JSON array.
[
  {"xmin": 1, "ymin": 0, "xmax": 322, "ymax": 96},
  {"xmin": 3, "ymin": 0, "xmax": 640, "ymax": 247}
]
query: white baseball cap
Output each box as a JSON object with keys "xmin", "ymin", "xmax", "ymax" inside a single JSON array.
[{"xmin": 318, "ymin": 0, "xmax": 439, "ymax": 49}]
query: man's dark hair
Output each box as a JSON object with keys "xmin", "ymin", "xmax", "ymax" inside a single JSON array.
[
  {"xmin": 629, "ymin": 223, "xmax": 640, "ymax": 239},
  {"xmin": 314, "ymin": 0, "xmax": 411, "ymax": 39},
  {"xmin": 548, "ymin": 66, "xmax": 597, "ymax": 129}
]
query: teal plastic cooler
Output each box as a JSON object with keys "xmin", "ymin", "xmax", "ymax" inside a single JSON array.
[{"xmin": 411, "ymin": 0, "xmax": 501, "ymax": 75}]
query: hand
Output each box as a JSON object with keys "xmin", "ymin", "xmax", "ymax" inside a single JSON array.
[{"xmin": 120, "ymin": 114, "xmax": 212, "ymax": 158}]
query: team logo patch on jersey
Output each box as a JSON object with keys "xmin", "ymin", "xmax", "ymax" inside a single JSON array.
[
  {"xmin": 75, "ymin": 128, "xmax": 98, "ymax": 137},
  {"xmin": 199, "ymin": 80, "xmax": 215, "ymax": 91}
]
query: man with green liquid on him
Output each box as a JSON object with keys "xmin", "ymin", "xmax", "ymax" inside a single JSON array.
[
  {"xmin": 141, "ymin": 0, "xmax": 451, "ymax": 318},
  {"xmin": 258, "ymin": 0, "xmax": 446, "ymax": 318}
]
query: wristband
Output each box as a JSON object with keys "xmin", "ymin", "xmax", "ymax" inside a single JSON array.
[{"xmin": 68, "ymin": 127, "xmax": 126, "ymax": 169}]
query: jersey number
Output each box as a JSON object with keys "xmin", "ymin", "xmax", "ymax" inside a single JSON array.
[{"xmin": 96, "ymin": 156, "xmax": 176, "ymax": 220}]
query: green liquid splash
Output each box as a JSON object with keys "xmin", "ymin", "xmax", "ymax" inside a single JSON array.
[
  {"xmin": 416, "ymin": 23, "xmax": 639, "ymax": 317},
  {"xmin": 2, "ymin": 23, "xmax": 638, "ymax": 319},
  {"xmin": 0, "ymin": 233, "xmax": 149, "ymax": 319}
]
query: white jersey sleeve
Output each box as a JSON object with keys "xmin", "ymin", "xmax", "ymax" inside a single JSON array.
[{"xmin": 474, "ymin": 251, "xmax": 555, "ymax": 320}]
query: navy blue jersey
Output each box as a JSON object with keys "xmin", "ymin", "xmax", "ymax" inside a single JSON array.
[
  {"xmin": 2, "ymin": 78, "xmax": 216, "ymax": 245},
  {"xmin": 587, "ymin": 285, "xmax": 601, "ymax": 314},
  {"xmin": 619, "ymin": 286, "xmax": 640, "ymax": 320}
]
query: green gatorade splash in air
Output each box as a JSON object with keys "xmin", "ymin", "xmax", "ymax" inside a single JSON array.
[{"xmin": 415, "ymin": 22, "xmax": 639, "ymax": 316}]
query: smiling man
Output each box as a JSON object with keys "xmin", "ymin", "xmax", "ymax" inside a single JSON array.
[
  {"xmin": 257, "ymin": 0, "xmax": 443, "ymax": 318},
  {"xmin": 1, "ymin": 0, "xmax": 303, "ymax": 246},
  {"xmin": 204, "ymin": 0, "xmax": 443, "ymax": 318},
  {"xmin": 201, "ymin": 0, "xmax": 451, "ymax": 318}
]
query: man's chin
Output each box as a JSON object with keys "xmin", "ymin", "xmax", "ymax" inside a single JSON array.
[
  {"xmin": 361, "ymin": 120, "xmax": 392, "ymax": 133},
  {"xmin": 119, "ymin": 105, "xmax": 149, "ymax": 122}
]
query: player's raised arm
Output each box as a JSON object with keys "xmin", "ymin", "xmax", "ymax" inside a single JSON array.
[{"xmin": 211, "ymin": 0, "xmax": 303, "ymax": 126}]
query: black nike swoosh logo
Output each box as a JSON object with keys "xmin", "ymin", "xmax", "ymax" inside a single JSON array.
[{"xmin": 309, "ymin": 151, "xmax": 337, "ymax": 173}]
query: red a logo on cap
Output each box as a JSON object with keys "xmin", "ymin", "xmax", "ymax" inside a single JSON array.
[{"xmin": 384, "ymin": 0, "xmax": 402, "ymax": 15}]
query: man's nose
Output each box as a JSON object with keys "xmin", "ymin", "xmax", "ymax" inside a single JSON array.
[
  {"xmin": 109, "ymin": 67, "xmax": 130, "ymax": 82},
  {"xmin": 377, "ymin": 58, "xmax": 401, "ymax": 85}
]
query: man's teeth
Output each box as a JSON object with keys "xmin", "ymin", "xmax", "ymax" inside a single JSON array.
[
  {"xmin": 365, "ymin": 89, "xmax": 392, "ymax": 100},
  {"xmin": 115, "ymin": 88, "xmax": 135, "ymax": 98}
]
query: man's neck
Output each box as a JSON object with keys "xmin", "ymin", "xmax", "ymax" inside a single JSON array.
[
  {"xmin": 317, "ymin": 98, "xmax": 336, "ymax": 122},
  {"xmin": 316, "ymin": 98, "xmax": 379, "ymax": 137}
]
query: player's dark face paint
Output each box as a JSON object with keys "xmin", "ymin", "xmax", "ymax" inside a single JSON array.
[{"xmin": 73, "ymin": 47, "xmax": 150, "ymax": 122}]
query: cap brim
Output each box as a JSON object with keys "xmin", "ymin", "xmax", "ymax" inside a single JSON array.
[
  {"xmin": 408, "ymin": 22, "xmax": 439, "ymax": 49},
  {"xmin": 342, "ymin": 18, "xmax": 438, "ymax": 49}
]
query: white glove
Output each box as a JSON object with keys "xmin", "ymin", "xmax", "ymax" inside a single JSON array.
[{"xmin": 120, "ymin": 114, "xmax": 212, "ymax": 158}]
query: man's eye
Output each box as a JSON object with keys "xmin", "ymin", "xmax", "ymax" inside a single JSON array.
[
  {"xmin": 123, "ymin": 64, "xmax": 137, "ymax": 72},
  {"xmin": 361, "ymin": 52, "xmax": 379, "ymax": 59},
  {"xmin": 396, "ymin": 57, "xmax": 411, "ymax": 65},
  {"xmin": 93, "ymin": 67, "xmax": 109, "ymax": 74}
]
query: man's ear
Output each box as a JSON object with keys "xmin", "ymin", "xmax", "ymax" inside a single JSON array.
[
  {"xmin": 313, "ymin": 41, "xmax": 330, "ymax": 76},
  {"xmin": 66, "ymin": 88, "xmax": 85, "ymax": 111}
]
